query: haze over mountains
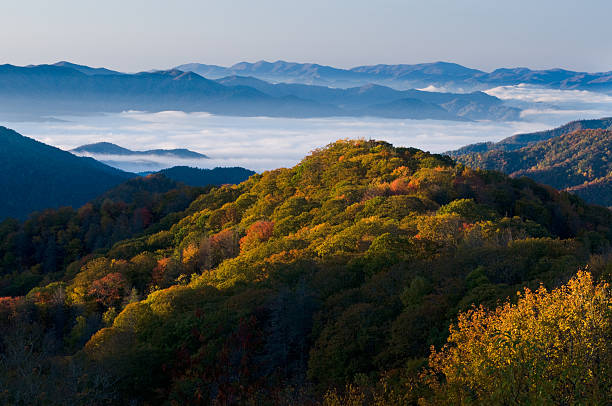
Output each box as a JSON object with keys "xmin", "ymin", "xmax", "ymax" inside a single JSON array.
[
  {"xmin": 72, "ymin": 142, "xmax": 208, "ymax": 159},
  {"xmin": 71, "ymin": 142, "xmax": 212, "ymax": 172}
]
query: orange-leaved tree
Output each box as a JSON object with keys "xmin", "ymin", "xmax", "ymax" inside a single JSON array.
[{"xmin": 427, "ymin": 271, "xmax": 611, "ymax": 405}]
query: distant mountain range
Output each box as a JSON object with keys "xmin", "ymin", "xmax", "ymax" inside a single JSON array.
[
  {"xmin": 0, "ymin": 62, "xmax": 519, "ymax": 121},
  {"xmin": 70, "ymin": 142, "xmax": 210, "ymax": 172},
  {"xmin": 214, "ymin": 76, "xmax": 518, "ymax": 120},
  {"xmin": 449, "ymin": 119, "xmax": 612, "ymax": 207},
  {"xmin": 177, "ymin": 60, "xmax": 612, "ymax": 93},
  {"xmin": 72, "ymin": 142, "xmax": 208, "ymax": 159}
]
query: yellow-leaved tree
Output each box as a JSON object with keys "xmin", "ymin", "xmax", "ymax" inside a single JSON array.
[{"xmin": 426, "ymin": 271, "xmax": 612, "ymax": 405}]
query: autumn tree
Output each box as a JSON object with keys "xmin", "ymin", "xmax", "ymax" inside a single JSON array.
[
  {"xmin": 427, "ymin": 271, "xmax": 612, "ymax": 405},
  {"xmin": 240, "ymin": 221, "xmax": 274, "ymax": 252},
  {"xmin": 88, "ymin": 272, "xmax": 128, "ymax": 307}
]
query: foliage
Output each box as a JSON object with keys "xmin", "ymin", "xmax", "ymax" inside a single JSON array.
[
  {"xmin": 454, "ymin": 129, "xmax": 612, "ymax": 206},
  {"xmin": 0, "ymin": 139, "xmax": 611, "ymax": 404},
  {"xmin": 427, "ymin": 271, "xmax": 612, "ymax": 405},
  {"xmin": 0, "ymin": 174, "xmax": 207, "ymax": 296}
]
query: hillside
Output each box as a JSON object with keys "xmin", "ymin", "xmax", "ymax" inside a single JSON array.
[
  {"xmin": 449, "ymin": 117, "xmax": 612, "ymax": 155},
  {"xmin": 453, "ymin": 129, "xmax": 612, "ymax": 206},
  {"xmin": 1, "ymin": 139, "xmax": 610, "ymax": 404},
  {"xmin": 0, "ymin": 126, "xmax": 134, "ymax": 219},
  {"xmin": 159, "ymin": 166, "xmax": 255, "ymax": 187},
  {"xmin": 0, "ymin": 174, "xmax": 208, "ymax": 296}
]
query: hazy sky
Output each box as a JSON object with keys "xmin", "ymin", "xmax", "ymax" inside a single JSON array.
[{"xmin": 2, "ymin": 0, "xmax": 611, "ymax": 73}]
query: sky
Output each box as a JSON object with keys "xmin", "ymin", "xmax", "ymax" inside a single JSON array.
[{"xmin": 2, "ymin": 0, "xmax": 611, "ymax": 73}]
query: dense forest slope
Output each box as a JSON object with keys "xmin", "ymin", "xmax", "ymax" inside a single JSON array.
[
  {"xmin": 1, "ymin": 140, "xmax": 610, "ymax": 404},
  {"xmin": 0, "ymin": 174, "xmax": 209, "ymax": 296},
  {"xmin": 449, "ymin": 117, "xmax": 612, "ymax": 155},
  {"xmin": 453, "ymin": 129, "xmax": 612, "ymax": 206},
  {"xmin": 158, "ymin": 166, "xmax": 256, "ymax": 187},
  {"xmin": 0, "ymin": 127, "xmax": 134, "ymax": 219}
]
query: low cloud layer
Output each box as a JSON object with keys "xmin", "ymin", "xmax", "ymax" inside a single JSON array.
[
  {"xmin": 8, "ymin": 112, "xmax": 549, "ymax": 172},
  {"xmin": 485, "ymin": 84, "xmax": 612, "ymax": 105},
  {"xmin": 5, "ymin": 84, "xmax": 612, "ymax": 172}
]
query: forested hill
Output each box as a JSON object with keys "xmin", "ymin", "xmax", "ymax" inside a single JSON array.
[
  {"xmin": 453, "ymin": 129, "xmax": 612, "ymax": 206},
  {"xmin": 0, "ymin": 174, "xmax": 209, "ymax": 296},
  {"xmin": 2, "ymin": 139, "xmax": 610, "ymax": 404},
  {"xmin": 158, "ymin": 166, "xmax": 256, "ymax": 187},
  {"xmin": 449, "ymin": 117, "xmax": 612, "ymax": 156},
  {"xmin": 0, "ymin": 126, "xmax": 134, "ymax": 219}
]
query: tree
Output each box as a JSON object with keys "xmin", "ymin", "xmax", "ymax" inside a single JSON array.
[
  {"xmin": 88, "ymin": 272, "xmax": 128, "ymax": 307},
  {"xmin": 427, "ymin": 271, "xmax": 612, "ymax": 405},
  {"xmin": 240, "ymin": 221, "xmax": 274, "ymax": 252}
]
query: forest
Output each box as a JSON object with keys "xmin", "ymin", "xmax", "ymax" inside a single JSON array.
[
  {"xmin": 0, "ymin": 139, "xmax": 611, "ymax": 405},
  {"xmin": 453, "ymin": 129, "xmax": 612, "ymax": 207}
]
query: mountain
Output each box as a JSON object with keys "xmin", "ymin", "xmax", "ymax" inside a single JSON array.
[
  {"xmin": 72, "ymin": 142, "xmax": 209, "ymax": 159},
  {"xmin": 0, "ymin": 126, "xmax": 134, "ymax": 219},
  {"xmin": 449, "ymin": 117, "xmax": 612, "ymax": 155},
  {"xmin": 178, "ymin": 60, "xmax": 612, "ymax": 92},
  {"xmin": 0, "ymin": 62, "xmax": 521, "ymax": 121},
  {"xmin": 179, "ymin": 60, "xmax": 487, "ymax": 88},
  {"xmin": 51, "ymin": 61, "xmax": 123, "ymax": 76},
  {"xmin": 0, "ymin": 64, "xmax": 342, "ymax": 118},
  {"xmin": 1, "ymin": 139, "xmax": 610, "ymax": 404},
  {"xmin": 216, "ymin": 76, "xmax": 520, "ymax": 121},
  {"xmin": 158, "ymin": 166, "xmax": 255, "ymax": 187},
  {"xmin": 452, "ymin": 128, "xmax": 612, "ymax": 206},
  {"xmin": 360, "ymin": 97, "xmax": 463, "ymax": 120}
]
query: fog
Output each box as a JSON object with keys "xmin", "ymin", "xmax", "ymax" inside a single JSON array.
[{"xmin": 5, "ymin": 84, "xmax": 612, "ymax": 173}]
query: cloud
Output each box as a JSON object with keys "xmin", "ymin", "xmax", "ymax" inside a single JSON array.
[
  {"xmin": 417, "ymin": 85, "xmax": 450, "ymax": 93},
  {"xmin": 6, "ymin": 84, "xmax": 612, "ymax": 172},
  {"xmin": 485, "ymin": 84, "xmax": 612, "ymax": 105},
  {"xmin": 7, "ymin": 113, "xmax": 551, "ymax": 172}
]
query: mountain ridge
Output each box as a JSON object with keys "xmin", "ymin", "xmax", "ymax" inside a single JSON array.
[
  {"xmin": 452, "ymin": 128, "xmax": 612, "ymax": 206},
  {"xmin": 0, "ymin": 126, "xmax": 134, "ymax": 219},
  {"xmin": 71, "ymin": 142, "xmax": 209, "ymax": 159},
  {"xmin": 0, "ymin": 63, "xmax": 518, "ymax": 121},
  {"xmin": 177, "ymin": 59, "xmax": 612, "ymax": 92}
]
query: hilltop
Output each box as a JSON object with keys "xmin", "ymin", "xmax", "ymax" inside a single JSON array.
[{"xmin": 1, "ymin": 139, "xmax": 610, "ymax": 404}]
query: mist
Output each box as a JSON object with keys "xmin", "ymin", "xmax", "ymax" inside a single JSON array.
[{"xmin": 5, "ymin": 84, "xmax": 612, "ymax": 173}]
